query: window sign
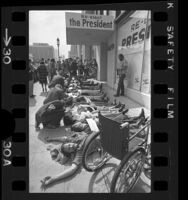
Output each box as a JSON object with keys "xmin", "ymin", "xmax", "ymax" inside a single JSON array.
[{"xmin": 116, "ymin": 10, "xmax": 151, "ymax": 93}]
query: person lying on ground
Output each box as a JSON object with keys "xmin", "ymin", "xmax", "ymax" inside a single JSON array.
[
  {"xmin": 35, "ymin": 97, "xmax": 74, "ymax": 130},
  {"xmin": 63, "ymin": 106, "xmax": 98, "ymax": 133},
  {"xmin": 40, "ymin": 131, "xmax": 89, "ymax": 190},
  {"xmin": 43, "ymin": 84, "xmax": 67, "ymax": 105}
]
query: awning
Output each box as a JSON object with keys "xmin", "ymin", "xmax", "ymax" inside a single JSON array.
[{"xmin": 65, "ymin": 12, "xmax": 115, "ymax": 45}]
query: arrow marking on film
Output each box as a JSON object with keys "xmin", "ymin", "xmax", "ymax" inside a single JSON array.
[{"xmin": 3, "ymin": 28, "xmax": 11, "ymax": 47}]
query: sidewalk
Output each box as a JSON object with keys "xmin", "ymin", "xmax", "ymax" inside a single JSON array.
[{"xmin": 29, "ymin": 82, "xmax": 150, "ymax": 193}]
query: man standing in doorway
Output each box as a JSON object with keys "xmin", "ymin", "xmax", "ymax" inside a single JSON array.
[{"xmin": 114, "ymin": 54, "xmax": 128, "ymax": 97}]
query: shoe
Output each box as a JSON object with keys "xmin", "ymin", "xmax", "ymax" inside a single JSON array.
[
  {"xmin": 114, "ymin": 94, "xmax": 120, "ymax": 97},
  {"xmin": 115, "ymin": 102, "xmax": 122, "ymax": 108},
  {"xmin": 112, "ymin": 99, "xmax": 117, "ymax": 105},
  {"xmin": 30, "ymin": 95, "xmax": 36, "ymax": 98},
  {"xmin": 136, "ymin": 116, "xmax": 146, "ymax": 127},
  {"xmin": 139, "ymin": 108, "xmax": 145, "ymax": 119},
  {"xmin": 122, "ymin": 108, "xmax": 129, "ymax": 115},
  {"xmin": 119, "ymin": 104, "xmax": 125, "ymax": 112}
]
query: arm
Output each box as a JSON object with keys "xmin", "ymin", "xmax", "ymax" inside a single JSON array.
[{"xmin": 43, "ymin": 163, "xmax": 78, "ymax": 186}]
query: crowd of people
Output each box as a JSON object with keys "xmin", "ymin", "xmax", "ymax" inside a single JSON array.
[
  {"xmin": 29, "ymin": 56, "xmax": 149, "ymax": 191},
  {"xmin": 29, "ymin": 57, "xmax": 98, "ymax": 97}
]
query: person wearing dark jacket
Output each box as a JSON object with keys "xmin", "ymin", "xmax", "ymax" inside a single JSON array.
[
  {"xmin": 48, "ymin": 73, "xmax": 65, "ymax": 89},
  {"xmin": 29, "ymin": 59, "xmax": 35, "ymax": 98},
  {"xmin": 43, "ymin": 84, "xmax": 66, "ymax": 105},
  {"xmin": 49, "ymin": 59, "xmax": 57, "ymax": 82},
  {"xmin": 37, "ymin": 61, "xmax": 48, "ymax": 92},
  {"xmin": 35, "ymin": 97, "xmax": 74, "ymax": 130}
]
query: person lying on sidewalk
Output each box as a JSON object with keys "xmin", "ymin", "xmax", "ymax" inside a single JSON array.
[
  {"xmin": 43, "ymin": 84, "xmax": 67, "ymax": 105},
  {"xmin": 40, "ymin": 131, "xmax": 89, "ymax": 190}
]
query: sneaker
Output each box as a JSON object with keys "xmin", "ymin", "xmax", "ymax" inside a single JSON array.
[
  {"xmin": 119, "ymin": 104, "xmax": 126, "ymax": 112},
  {"xmin": 139, "ymin": 108, "xmax": 145, "ymax": 119},
  {"xmin": 115, "ymin": 102, "xmax": 122, "ymax": 108},
  {"xmin": 122, "ymin": 108, "xmax": 129, "ymax": 115},
  {"xmin": 30, "ymin": 95, "xmax": 36, "ymax": 98}
]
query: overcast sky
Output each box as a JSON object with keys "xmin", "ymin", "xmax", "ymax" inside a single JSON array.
[{"xmin": 29, "ymin": 10, "xmax": 82, "ymax": 58}]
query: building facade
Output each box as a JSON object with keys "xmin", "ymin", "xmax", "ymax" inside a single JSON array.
[
  {"xmin": 66, "ymin": 10, "xmax": 151, "ymax": 109},
  {"xmin": 29, "ymin": 43, "xmax": 55, "ymax": 61}
]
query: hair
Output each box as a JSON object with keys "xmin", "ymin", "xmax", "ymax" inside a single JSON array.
[
  {"xmin": 55, "ymin": 84, "xmax": 62, "ymax": 89},
  {"xmin": 60, "ymin": 144, "xmax": 72, "ymax": 158},
  {"xmin": 118, "ymin": 54, "xmax": 124, "ymax": 61},
  {"xmin": 63, "ymin": 111, "xmax": 76, "ymax": 126}
]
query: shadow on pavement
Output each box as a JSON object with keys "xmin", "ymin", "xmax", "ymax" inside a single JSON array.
[
  {"xmin": 29, "ymin": 97, "xmax": 37, "ymax": 107},
  {"xmin": 88, "ymin": 162, "xmax": 118, "ymax": 193},
  {"xmin": 37, "ymin": 126, "xmax": 68, "ymax": 144}
]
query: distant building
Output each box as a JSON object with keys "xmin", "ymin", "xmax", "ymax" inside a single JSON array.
[{"xmin": 29, "ymin": 43, "xmax": 55, "ymax": 62}]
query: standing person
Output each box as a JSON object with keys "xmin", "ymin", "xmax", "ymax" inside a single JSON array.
[
  {"xmin": 46, "ymin": 58, "xmax": 51, "ymax": 84},
  {"xmin": 71, "ymin": 58, "xmax": 78, "ymax": 77},
  {"xmin": 114, "ymin": 54, "xmax": 128, "ymax": 97},
  {"xmin": 90, "ymin": 58, "xmax": 98, "ymax": 79},
  {"xmin": 37, "ymin": 60, "xmax": 48, "ymax": 92},
  {"xmin": 63, "ymin": 59, "xmax": 69, "ymax": 78},
  {"xmin": 78, "ymin": 59, "xmax": 84, "ymax": 77},
  {"xmin": 29, "ymin": 59, "xmax": 35, "ymax": 98},
  {"xmin": 83, "ymin": 59, "xmax": 89, "ymax": 78},
  {"xmin": 49, "ymin": 59, "xmax": 57, "ymax": 82}
]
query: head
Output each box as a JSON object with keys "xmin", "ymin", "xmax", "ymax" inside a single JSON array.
[
  {"xmin": 50, "ymin": 147, "xmax": 70, "ymax": 165},
  {"xmin": 51, "ymin": 58, "xmax": 55, "ymax": 63},
  {"xmin": 55, "ymin": 84, "xmax": 62, "ymax": 90},
  {"xmin": 40, "ymin": 61, "xmax": 45, "ymax": 65},
  {"xmin": 118, "ymin": 54, "xmax": 124, "ymax": 62},
  {"xmin": 61, "ymin": 142, "xmax": 78, "ymax": 154}
]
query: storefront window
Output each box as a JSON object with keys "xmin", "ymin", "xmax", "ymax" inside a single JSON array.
[{"xmin": 116, "ymin": 10, "xmax": 151, "ymax": 94}]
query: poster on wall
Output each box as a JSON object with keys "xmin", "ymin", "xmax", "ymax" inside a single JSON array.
[
  {"xmin": 116, "ymin": 10, "xmax": 151, "ymax": 93},
  {"xmin": 141, "ymin": 73, "xmax": 150, "ymax": 93},
  {"xmin": 133, "ymin": 74, "xmax": 141, "ymax": 90}
]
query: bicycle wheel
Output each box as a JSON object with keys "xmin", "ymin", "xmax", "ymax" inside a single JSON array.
[
  {"xmin": 110, "ymin": 147, "xmax": 146, "ymax": 193},
  {"xmin": 82, "ymin": 132, "xmax": 108, "ymax": 172}
]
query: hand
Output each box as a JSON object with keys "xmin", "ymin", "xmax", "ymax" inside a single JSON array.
[{"xmin": 40, "ymin": 176, "xmax": 52, "ymax": 191}]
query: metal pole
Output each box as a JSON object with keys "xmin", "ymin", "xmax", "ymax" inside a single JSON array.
[{"xmin": 58, "ymin": 45, "xmax": 59, "ymax": 61}]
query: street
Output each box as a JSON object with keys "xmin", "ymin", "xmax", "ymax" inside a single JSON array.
[{"xmin": 29, "ymin": 82, "xmax": 151, "ymax": 193}]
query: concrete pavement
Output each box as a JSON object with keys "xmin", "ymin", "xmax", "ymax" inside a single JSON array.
[{"xmin": 29, "ymin": 82, "xmax": 150, "ymax": 193}]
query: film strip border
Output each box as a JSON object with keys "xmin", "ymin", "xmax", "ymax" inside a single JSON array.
[{"xmin": 1, "ymin": 2, "xmax": 177, "ymax": 199}]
